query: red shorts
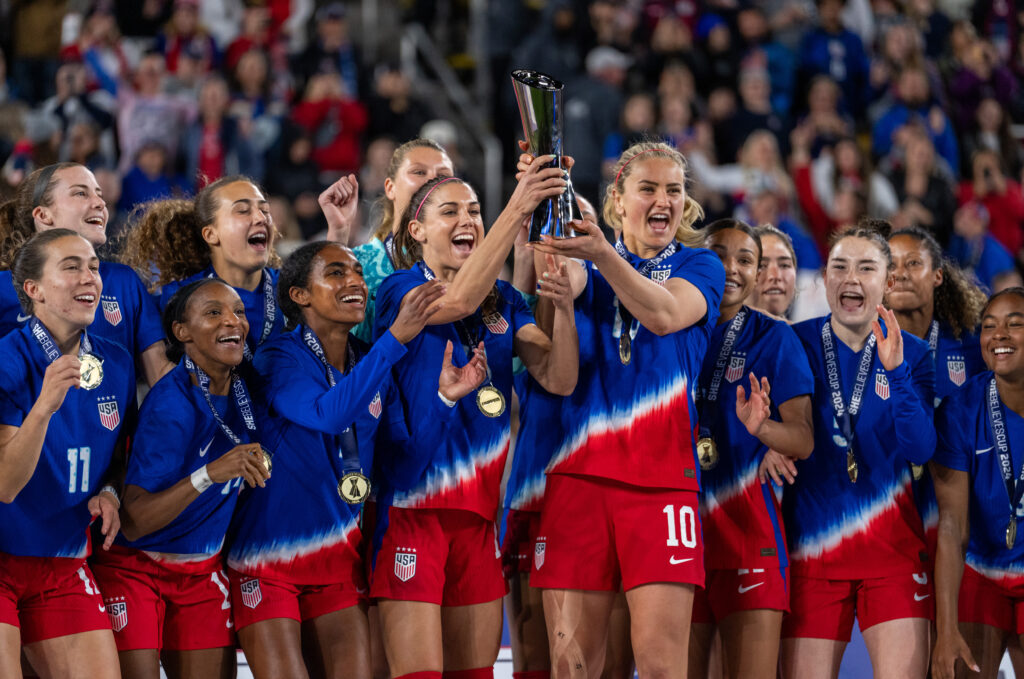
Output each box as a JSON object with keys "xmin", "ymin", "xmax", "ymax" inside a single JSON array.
[
  {"xmin": 782, "ymin": 571, "xmax": 934, "ymax": 641},
  {"xmin": 0, "ymin": 553, "xmax": 110, "ymax": 644},
  {"xmin": 959, "ymin": 566, "xmax": 1024, "ymax": 635},
  {"xmin": 370, "ymin": 507, "xmax": 507, "ymax": 606},
  {"xmin": 692, "ymin": 566, "xmax": 790, "ymax": 624},
  {"xmin": 227, "ymin": 567, "xmax": 366, "ymax": 630},
  {"xmin": 89, "ymin": 547, "xmax": 234, "ymax": 651},
  {"xmin": 530, "ymin": 474, "xmax": 704, "ymax": 592},
  {"xmin": 501, "ymin": 509, "xmax": 541, "ymax": 580}
]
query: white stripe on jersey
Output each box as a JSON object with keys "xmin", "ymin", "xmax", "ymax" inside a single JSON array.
[
  {"xmin": 965, "ymin": 558, "xmax": 1024, "ymax": 580},
  {"xmin": 509, "ymin": 474, "xmax": 546, "ymax": 511},
  {"xmin": 227, "ymin": 516, "xmax": 359, "ymax": 571},
  {"xmin": 393, "ymin": 433, "xmax": 510, "ymax": 508},
  {"xmin": 701, "ymin": 459, "xmax": 759, "ymax": 516}
]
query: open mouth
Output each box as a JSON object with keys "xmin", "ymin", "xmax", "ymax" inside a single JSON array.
[
  {"xmin": 761, "ymin": 286, "xmax": 786, "ymax": 297},
  {"xmin": 452, "ymin": 233, "xmax": 475, "ymax": 255},
  {"xmin": 74, "ymin": 293, "xmax": 97, "ymax": 305},
  {"xmin": 647, "ymin": 214, "xmax": 671, "ymax": 232},
  {"xmin": 724, "ymin": 278, "xmax": 742, "ymax": 293},
  {"xmin": 838, "ymin": 291, "xmax": 865, "ymax": 313},
  {"xmin": 992, "ymin": 346, "xmax": 1017, "ymax": 356},
  {"xmin": 84, "ymin": 216, "xmax": 105, "ymax": 228},
  {"xmin": 247, "ymin": 231, "xmax": 268, "ymax": 251},
  {"xmin": 340, "ymin": 293, "xmax": 365, "ymax": 308}
]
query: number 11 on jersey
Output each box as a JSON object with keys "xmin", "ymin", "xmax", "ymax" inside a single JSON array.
[{"xmin": 67, "ymin": 447, "xmax": 91, "ymax": 493}]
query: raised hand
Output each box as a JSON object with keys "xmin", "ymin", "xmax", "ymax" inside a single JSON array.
[
  {"xmin": 321, "ymin": 174, "xmax": 360, "ymax": 243},
  {"xmin": 537, "ymin": 254, "xmax": 574, "ymax": 314},
  {"xmin": 531, "ymin": 214, "xmax": 608, "ymax": 264},
  {"xmin": 207, "ymin": 442, "xmax": 271, "ymax": 488},
  {"xmin": 515, "ymin": 139, "xmax": 576, "ymax": 180},
  {"xmin": 872, "ymin": 304, "xmax": 904, "ymax": 371},
  {"xmin": 37, "ymin": 355, "xmax": 82, "ymax": 414},
  {"xmin": 88, "ymin": 491, "xmax": 121, "ymax": 550},
  {"xmin": 758, "ymin": 449, "xmax": 798, "ymax": 486},
  {"xmin": 438, "ymin": 340, "xmax": 488, "ymax": 402},
  {"xmin": 507, "ymin": 154, "xmax": 568, "ymax": 219},
  {"xmin": 736, "ymin": 373, "xmax": 772, "ymax": 437},
  {"xmin": 389, "ymin": 280, "xmax": 446, "ymax": 343}
]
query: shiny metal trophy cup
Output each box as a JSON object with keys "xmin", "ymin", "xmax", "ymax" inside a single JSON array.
[{"xmin": 511, "ymin": 69, "xmax": 582, "ymax": 241}]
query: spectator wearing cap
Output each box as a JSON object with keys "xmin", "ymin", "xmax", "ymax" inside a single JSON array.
[
  {"xmin": 292, "ymin": 3, "xmax": 364, "ymax": 103},
  {"xmin": 155, "ymin": 0, "xmax": 219, "ymax": 75},
  {"xmin": 796, "ymin": 0, "xmax": 871, "ymax": 119},
  {"xmin": 872, "ymin": 66, "xmax": 958, "ymax": 177}
]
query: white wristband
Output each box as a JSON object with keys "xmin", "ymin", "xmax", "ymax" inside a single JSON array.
[
  {"xmin": 190, "ymin": 465, "xmax": 213, "ymax": 493},
  {"xmin": 99, "ymin": 484, "xmax": 120, "ymax": 508},
  {"xmin": 437, "ymin": 390, "xmax": 457, "ymax": 408}
]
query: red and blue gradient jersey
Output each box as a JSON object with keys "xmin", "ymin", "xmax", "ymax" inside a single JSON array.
[
  {"xmin": 1, "ymin": 262, "xmax": 164, "ymax": 352},
  {"xmin": 504, "ymin": 374, "xmax": 566, "ymax": 513},
  {"xmin": 0, "ymin": 326, "xmax": 135, "ymax": 558},
  {"xmin": 226, "ymin": 329, "xmax": 434, "ymax": 584},
  {"xmin": 374, "ymin": 267, "xmax": 535, "ymax": 520},
  {"xmin": 934, "ymin": 373, "xmax": 1024, "ymax": 583},
  {"xmin": 697, "ymin": 308, "xmax": 814, "ymax": 570},
  {"xmin": 117, "ymin": 361, "xmax": 255, "ymax": 560},
  {"xmin": 546, "ymin": 245, "xmax": 724, "ymax": 491},
  {"xmin": 786, "ymin": 316, "xmax": 935, "ymax": 579}
]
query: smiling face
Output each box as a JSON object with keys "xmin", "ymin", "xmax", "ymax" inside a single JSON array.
[
  {"xmin": 616, "ymin": 157, "xmax": 686, "ymax": 256},
  {"xmin": 174, "ymin": 281, "xmax": 249, "ymax": 370},
  {"xmin": 707, "ymin": 228, "xmax": 760, "ymax": 313},
  {"xmin": 24, "ymin": 234, "xmax": 102, "ymax": 330},
  {"xmin": 33, "ymin": 165, "xmax": 109, "ymax": 246},
  {"xmin": 753, "ymin": 233, "xmax": 797, "ymax": 316},
  {"xmin": 887, "ymin": 234, "xmax": 942, "ymax": 313},
  {"xmin": 292, "ymin": 244, "xmax": 368, "ymax": 327},
  {"xmin": 824, "ymin": 236, "xmax": 892, "ymax": 331},
  {"xmin": 980, "ymin": 292, "xmax": 1024, "ymax": 379},
  {"xmin": 385, "ymin": 146, "xmax": 454, "ymax": 228},
  {"xmin": 410, "ymin": 181, "xmax": 483, "ymax": 276},
  {"xmin": 203, "ymin": 181, "xmax": 274, "ymax": 276}
]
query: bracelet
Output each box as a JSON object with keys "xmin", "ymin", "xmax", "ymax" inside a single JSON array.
[
  {"xmin": 190, "ymin": 465, "xmax": 213, "ymax": 493},
  {"xmin": 437, "ymin": 390, "xmax": 457, "ymax": 408},
  {"xmin": 99, "ymin": 484, "xmax": 120, "ymax": 508}
]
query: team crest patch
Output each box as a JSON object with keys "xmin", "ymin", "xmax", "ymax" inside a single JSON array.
[
  {"xmin": 239, "ymin": 578, "xmax": 262, "ymax": 609},
  {"xmin": 106, "ymin": 598, "xmax": 127, "ymax": 632},
  {"xmin": 483, "ymin": 312, "xmax": 509, "ymax": 334},
  {"xmin": 394, "ymin": 548, "xmax": 417, "ymax": 582},
  {"xmin": 875, "ymin": 373, "xmax": 890, "ymax": 400},
  {"xmin": 534, "ymin": 538, "xmax": 546, "ymax": 570},
  {"xmin": 725, "ymin": 354, "xmax": 746, "ymax": 383},
  {"xmin": 97, "ymin": 397, "xmax": 120, "ymax": 431},
  {"xmin": 947, "ymin": 359, "xmax": 966, "ymax": 387},
  {"xmin": 368, "ymin": 392, "xmax": 382, "ymax": 419},
  {"xmin": 101, "ymin": 296, "xmax": 122, "ymax": 326},
  {"xmin": 650, "ymin": 268, "xmax": 671, "ymax": 285}
]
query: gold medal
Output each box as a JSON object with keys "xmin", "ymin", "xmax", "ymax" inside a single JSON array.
[
  {"xmin": 697, "ymin": 437, "xmax": 718, "ymax": 471},
  {"xmin": 619, "ymin": 334, "xmax": 631, "ymax": 365},
  {"xmin": 847, "ymin": 449, "xmax": 858, "ymax": 484},
  {"xmin": 1008, "ymin": 519, "xmax": 1017, "ymax": 550},
  {"xmin": 79, "ymin": 354, "xmax": 103, "ymax": 390},
  {"xmin": 338, "ymin": 472, "xmax": 371, "ymax": 504},
  {"xmin": 911, "ymin": 463, "xmax": 923, "ymax": 481},
  {"xmin": 476, "ymin": 385, "xmax": 506, "ymax": 418},
  {"xmin": 260, "ymin": 447, "xmax": 272, "ymax": 474}
]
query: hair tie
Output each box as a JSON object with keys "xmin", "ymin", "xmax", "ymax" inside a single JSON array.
[
  {"xmin": 413, "ymin": 177, "xmax": 459, "ymax": 222},
  {"xmin": 614, "ymin": 149, "xmax": 663, "ymax": 187},
  {"xmin": 31, "ymin": 165, "xmax": 61, "ymax": 210}
]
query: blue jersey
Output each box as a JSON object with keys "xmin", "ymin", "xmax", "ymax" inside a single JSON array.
[
  {"xmin": 547, "ymin": 245, "xmax": 724, "ymax": 491},
  {"xmin": 1, "ymin": 262, "xmax": 164, "ymax": 354},
  {"xmin": 787, "ymin": 316, "xmax": 935, "ymax": 579},
  {"xmin": 0, "ymin": 326, "xmax": 135, "ymax": 557},
  {"xmin": 118, "ymin": 361, "xmax": 255, "ymax": 559},
  {"xmin": 374, "ymin": 267, "xmax": 534, "ymax": 520},
  {"xmin": 159, "ymin": 267, "xmax": 284, "ymax": 358},
  {"xmin": 697, "ymin": 307, "xmax": 814, "ymax": 570},
  {"xmin": 504, "ymin": 374, "xmax": 566, "ymax": 513},
  {"xmin": 934, "ymin": 373, "xmax": 1024, "ymax": 580},
  {"xmin": 227, "ymin": 329, "xmax": 439, "ymax": 583}
]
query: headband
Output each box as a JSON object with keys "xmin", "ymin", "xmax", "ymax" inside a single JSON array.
[
  {"xmin": 614, "ymin": 149, "xmax": 663, "ymax": 186},
  {"xmin": 413, "ymin": 177, "xmax": 459, "ymax": 222},
  {"xmin": 31, "ymin": 165, "xmax": 61, "ymax": 210}
]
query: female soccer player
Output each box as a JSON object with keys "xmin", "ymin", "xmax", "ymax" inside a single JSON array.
[
  {"xmin": 689, "ymin": 220, "xmax": 814, "ymax": 679},
  {"xmin": 750, "ymin": 224, "xmax": 799, "ymax": 320},
  {"xmin": 530, "ymin": 141, "xmax": 725, "ymax": 678},
  {"xmin": 0, "ymin": 229, "xmax": 133, "ymax": 678},
  {"xmin": 931, "ymin": 288, "xmax": 1024, "ymax": 679},
  {"xmin": 371, "ymin": 161, "xmax": 577, "ymax": 679},
  {"xmin": 90, "ymin": 278, "xmax": 271, "ymax": 678},
  {"xmin": 226, "ymin": 240, "xmax": 484, "ymax": 679},
  {"xmin": 783, "ymin": 225, "xmax": 936, "ymax": 679},
  {"xmin": 0, "ymin": 162, "xmax": 169, "ymax": 384}
]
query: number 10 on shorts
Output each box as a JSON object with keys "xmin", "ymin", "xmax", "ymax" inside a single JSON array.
[{"xmin": 663, "ymin": 504, "xmax": 697, "ymax": 548}]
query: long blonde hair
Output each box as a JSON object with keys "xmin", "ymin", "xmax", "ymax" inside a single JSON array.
[{"xmin": 372, "ymin": 138, "xmax": 450, "ymax": 242}]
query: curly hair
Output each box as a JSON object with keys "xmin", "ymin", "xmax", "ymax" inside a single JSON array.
[
  {"xmin": 161, "ymin": 278, "xmax": 236, "ymax": 363},
  {"xmin": 277, "ymin": 240, "xmax": 335, "ymax": 330},
  {"xmin": 0, "ymin": 162, "xmax": 81, "ymax": 270},
  {"xmin": 120, "ymin": 175, "xmax": 281, "ymax": 291},
  {"xmin": 602, "ymin": 140, "xmax": 704, "ymax": 248},
  {"xmin": 889, "ymin": 226, "xmax": 989, "ymax": 339},
  {"xmin": 371, "ymin": 138, "xmax": 451, "ymax": 242}
]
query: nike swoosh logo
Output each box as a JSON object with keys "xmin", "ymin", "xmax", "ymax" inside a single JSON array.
[
  {"xmin": 98, "ymin": 603, "xmax": 106, "ymax": 613},
  {"xmin": 976, "ymin": 446, "xmax": 994, "ymax": 455},
  {"xmin": 199, "ymin": 438, "xmax": 214, "ymax": 457},
  {"xmin": 16, "ymin": 313, "xmax": 30, "ymax": 323},
  {"xmin": 738, "ymin": 582, "xmax": 765, "ymax": 594},
  {"xmin": 914, "ymin": 593, "xmax": 930, "ymax": 601},
  {"xmin": 669, "ymin": 556, "xmax": 693, "ymax": 565}
]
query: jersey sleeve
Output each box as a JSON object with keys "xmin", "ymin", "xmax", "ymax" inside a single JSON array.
[
  {"xmin": 673, "ymin": 248, "xmax": 725, "ymax": 328},
  {"xmin": 126, "ymin": 390, "xmax": 193, "ymax": 493},
  {"xmin": 764, "ymin": 321, "xmax": 815, "ymax": 406},
  {"xmin": 0, "ymin": 356, "xmax": 29, "ymax": 427},
  {"xmin": 373, "ymin": 270, "xmax": 423, "ymax": 341},
  {"xmin": 128, "ymin": 271, "xmax": 165, "ymax": 352},
  {"xmin": 887, "ymin": 334, "xmax": 937, "ymax": 465},
  {"xmin": 933, "ymin": 396, "xmax": 970, "ymax": 473},
  {"xmin": 503, "ymin": 281, "xmax": 536, "ymax": 333}
]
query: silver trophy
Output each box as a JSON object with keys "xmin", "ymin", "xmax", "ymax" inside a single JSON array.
[{"xmin": 511, "ymin": 69, "xmax": 582, "ymax": 241}]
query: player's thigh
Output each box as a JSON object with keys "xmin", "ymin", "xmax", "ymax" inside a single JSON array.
[
  {"xmin": 543, "ymin": 588, "xmax": 616, "ymax": 679},
  {"xmin": 23, "ymin": 629, "xmax": 120, "ymax": 679},
  {"xmin": 861, "ymin": 617, "xmax": 930, "ymax": 679},
  {"xmin": 779, "ymin": 637, "xmax": 845, "ymax": 679},
  {"xmin": 161, "ymin": 647, "xmax": 236, "ymax": 679},
  {"xmin": 688, "ymin": 622, "xmax": 715, "ymax": 679},
  {"xmin": 602, "ymin": 591, "xmax": 633, "ymax": 679},
  {"xmin": 957, "ymin": 622, "xmax": 1007, "ymax": 679},
  {"xmin": 441, "ymin": 598, "xmax": 503, "ymax": 671},
  {"xmin": 238, "ymin": 617, "xmax": 307, "ymax": 679},
  {"xmin": 505, "ymin": 572, "xmax": 550, "ymax": 672},
  {"xmin": 117, "ymin": 649, "xmax": 161, "ymax": 679},
  {"xmin": 0, "ymin": 623, "xmax": 22, "ymax": 679},
  {"xmin": 377, "ymin": 599, "xmax": 442, "ymax": 675},
  {"xmin": 718, "ymin": 609, "xmax": 782, "ymax": 679},
  {"xmin": 625, "ymin": 582, "xmax": 694, "ymax": 678},
  {"xmin": 306, "ymin": 604, "xmax": 371, "ymax": 679}
]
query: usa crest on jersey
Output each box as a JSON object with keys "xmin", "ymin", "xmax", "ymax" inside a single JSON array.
[
  {"xmin": 106, "ymin": 598, "xmax": 128, "ymax": 632},
  {"xmin": 240, "ymin": 578, "xmax": 262, "ymax": 609},
  {"xmin": 725, "ymin": 354, "xmax": 746, "ymax": 383},
  {"xmin": 368, "ymin": 391, "xmax": 382, "ymax": 419},
  {"xmin": 483, "ymin": 312, "xmax": 509, "ymax": 334},
  {"xmin": 534, "ymin": 538, "xmax": 546, "ymax": 570},
  {"xmin": 101, "ymin": 296, "xmax": 122, "ymax": 326},
  {"xmin": 394, "ymin": 547, "xmax": 417, "ymax": 582},
  {"xmin": 650, "ymin": 268, "xmax": 671, "ymax": 286},
  {"xmin": 947, "ymin": 358, "xmax": 966, "ymax": 387},
  {"xmin": 875, "ymin": 372, "xmax": 890, "ymax": 400},
  {"xmin": 97, "ymin": 397, "xmax": 120, "ymax": 431}
]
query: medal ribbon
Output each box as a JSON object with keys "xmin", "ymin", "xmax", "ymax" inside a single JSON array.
[
  {"xmin": 383, "ymin": 233, "xmax": 398, "ymax": 269},
  {"xmin": 927, "ymin": 320, "xmax": 940, "ymax": 355},
  {"xmin": 988, "ymin": 377, "xmax": 1024, "ymax": 525},
  {"xmin": 205, "ymin": 268, "xmax": 276, "ymax": 360},
  {"xmin": 301, "ymin": 326, "xmax": 362, "ymax": 475},
  {"xmin": 418, "ymin": 261, "xmax": 495, "ymax": 384},
  {"xmin": 29, "ymin": 316, "xmax": 93, "ymax": 364},
  {"xmin": 698, "ymin": 308, "xmax": 750, "ymax": 439},
  {"xmin": 183, "ymin": 355, "xmax": 256, "ymax": 446},
  {"xmin": 821, "ymin": 320, "xmax": 877, "ymax": 457},
  {"xmin": 611, "ymin": 239, "xmax": 678, "ymax": 343}
]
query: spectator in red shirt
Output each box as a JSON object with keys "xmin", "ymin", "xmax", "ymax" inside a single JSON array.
[
  {"xmin": 290, "ymin": 72, "xmax": 367, "ymax": 178},
  {"xmin": 957, "ymin": 148, "xmax": 1024, "ymax": 260}
]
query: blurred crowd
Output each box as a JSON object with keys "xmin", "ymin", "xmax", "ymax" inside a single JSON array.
[{"xmin": 2, "ymin": 0, "xmax": 1024, "ymax": 314}]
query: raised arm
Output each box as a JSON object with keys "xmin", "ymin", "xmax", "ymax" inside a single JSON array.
[{"xmin": 515, "ymin": 255, "xmax": 578, "ymax": 396}]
